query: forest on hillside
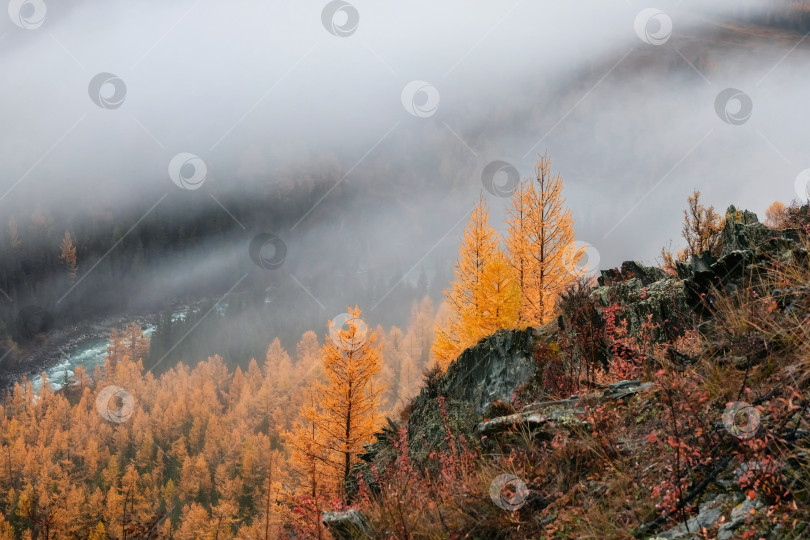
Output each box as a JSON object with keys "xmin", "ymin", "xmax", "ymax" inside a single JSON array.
[{"xmin": 0, "ymin": 153, "xmax": 593, "ymax": 537}]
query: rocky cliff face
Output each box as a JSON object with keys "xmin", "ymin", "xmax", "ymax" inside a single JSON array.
[{"xmin": 350, "ymin": 327, "xmax": 538, "ymax": 496}]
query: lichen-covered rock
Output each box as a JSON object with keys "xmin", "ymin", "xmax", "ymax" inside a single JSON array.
[
  {"xmin": 436, "ymin": 327, "xmax": 538, "ymax": 413},
  {"xmin": 477, "ymin": 380, "xmax": 652, "ymax": 437},
  {"xmin": 598, "ymin": 260, "xmax": 670, "ymax": 287},
  {"xmin": 478, "ymin": 411, "xmax": 556, "ymax": 436},
  {"xmin": 717, "ymin": 497, "xmax": 763, "ymax": 540},
  {"xmin": 590, "ymin": 265, "xmax": 689, "ymax": 346},
  {"xmin": 603, "ymin": 379, "xmax": 654, "ymax": 400},
  {"xmin": 349, "ymin": 328, "xmax": 537, "ymax": 499},
  {"xmin": 409, "ymin": 327, "xmax": 536, "ymax": 454},
  {"xmin": 322, "ymin": 509, "xmax": 369, "ymax": 540},
  {"xmin": 587, "ymin": 207, "xmax": 805, "ymax": 349},
  {"xmin": 720, "ymin": 206, "xmax": 769, "ymax": 257},
  {"xmin": 657, "ymin": 495, "xmax": 731, "ymax": 539}
]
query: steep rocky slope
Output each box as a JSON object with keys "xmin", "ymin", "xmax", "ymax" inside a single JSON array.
[{"xmin": 328, "ymin": 206, "xmax": 810, "ymax": 539}]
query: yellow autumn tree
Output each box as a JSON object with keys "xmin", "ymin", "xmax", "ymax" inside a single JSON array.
[
  {"xmin": 283, "ymin": 384, "xmax": 331, "ymax": 538},
  {"xmin": 59, "ymin": 231, "xmax": 78, "ymax": 280},
  {"xmin": 284, "ymin": 384, "xmax": 329, "ymax": 498},
  {"xmin": 506, "ymin": 154, "xmax": 580, "ymax": 326},
  {"xmin": 264, "ymin": 338, "xmax": 293, "ymax": 395},
  {"xmin": 294, "ymin": 307, "xmax": 382, "ymax": 501},
  {"xmin": 476, "ymin": 252, "xmax": 520, "ymax": 336},
  {"xmin": 397, "ymin": 353, "xmax": 420, "ymax": 405},
  {"xmin": 764, "ymin": 200, "xmax": 788, "ymax": 229},
  {"xmin": 662, "ymin": 190, "xmax": 725, "ymax": 267},
  {"xmin": 505, "ymin": 180, "xmax": 534, "ymax": 325},
  {"xmin": 432, "ymin": 195, "xmax": 500, "ymax": 369},
  {"xmin": 295, "ymin": 330, "xmax": 323, "ymax": 383},
  {"xmin": 682, "ymin": 189, "xmax": 723, "ymax": 257},
  {"xmin": 121, "ymin": 323, "xmax": 150, "ymax": 363}
]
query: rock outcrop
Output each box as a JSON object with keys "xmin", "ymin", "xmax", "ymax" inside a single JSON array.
[
  {"xmin": 322, "ymin": 509, "xmax": 369, "ymax": 539},
  {"xmin": 477, "ymin": 380, "xmax": 653, "ymax": 437},
  {"xmin": 348, "ymin": 327, "xmax": 538, "ymax": 498}
]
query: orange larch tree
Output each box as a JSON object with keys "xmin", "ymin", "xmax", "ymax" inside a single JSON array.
[
  {"xmin": 432, "ymin": 195, "xmax": 499, "ymax": 369},
  {"xmin": 122, "ymin": 323, "xmax": 150, "ymax": 364},
  {"xmin": 295, "ymin": 307, "xmax": 383, "ymax": 501},
  {"xmin": 295, "ymin": 330, "xmax": 323, "ymax": 383},
  {"xmin": 476, "ymin": 251, "xmax": 520, "ymax": 336},
  {"xmin": 505, "ymin": 180, "xmax": 534, "ymax": 325},
  {"xmin": 263, "ymin": 338, "xmax": 294, "ymax": 395},
  {"xmin": 283, "ymin": 384, "xmax": 331, "ymax": 537},
  {"xmin": 506, "ymin": 154, "xmax": 580, "ymax": 326},
  {"xmin": 764, "ymin": 200, "xmax": 788, "ymax": 229}
]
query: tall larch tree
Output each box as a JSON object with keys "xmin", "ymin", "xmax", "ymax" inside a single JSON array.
[
  {"xmin": 262, "ymin": 339, "xmax": 295, "ymax": 441},
  {"xmin": 397, "ymin": 352, "xmax": 420, "ymax": 405},
  {"xmin": 105, "ymin": 329, "xmax": 126, "ymax": 374},
  {"xmin": 381, "ymin": 327, "xmax": 410, "ymax": 410},
  {"xmin": 476, "ymin": 251, "xmax": 520, "ymax": 336},
  {"xmin": 764, "ymin": 200, "xmax": 788, "ymax": 229},
  {"xmin": 432, "ymin": 195, "xmax": 499, "ymax": 369},
  {"xmin": 264, "ymin": 338, "xmax": 293, "ymax": 395},
  {"xmin": 283, "ymin": 384, "xmax": 331, "ymax": 539},
  {"xmin": 122, "ymin": 323, "xmax": 150, "ymax": 364},
  {"xmin": 298, "ymin": 306, "xmax": 383, "ymax": 501},
  {"xmin": 505, "ymin": 180, "xmax": 535, "ymax": 325},
  {"xmin": 508, "ymin": 154, "xmax": 580, "ymax": 325}
]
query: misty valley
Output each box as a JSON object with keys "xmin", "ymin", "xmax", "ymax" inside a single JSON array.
[{"xmin": 1, "ymin": 1, "xmax": 810, "ymax": 539}]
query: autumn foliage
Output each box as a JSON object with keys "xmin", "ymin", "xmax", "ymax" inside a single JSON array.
[
  {"xmin": 506, "ymin": 155, "xmax": 579, "ymax": 325},
  {"xmin": 432, "ymin": 195, "xmax": 517, "ymax": 369},
  {"xmin": 289, "ymin": 307, "xmax": 383, "ymax": 503},
  {"xmin": 434, "ymin": 154, "xmax": 581, "ymax": 370},
  {"xmin": 0, "ymin": 299, "xmax": 437, "ymax": 538}
]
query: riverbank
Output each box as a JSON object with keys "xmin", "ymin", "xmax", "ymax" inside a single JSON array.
[
  {"xmin": 0, "ymin": 292, "xmax": 241, "ymax": 393},
  {"xmin": 0, "ymin": 310, "xmax": 159, "ymax": 392}
]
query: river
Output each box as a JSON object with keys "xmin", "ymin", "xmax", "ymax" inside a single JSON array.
[
  {"xmin": 26, "ymin": 302, "xmax": 221, "ymax": 394},
  {"xmin": 30, "ymin": 325, "xmax": 157, "ymax": 394}
]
